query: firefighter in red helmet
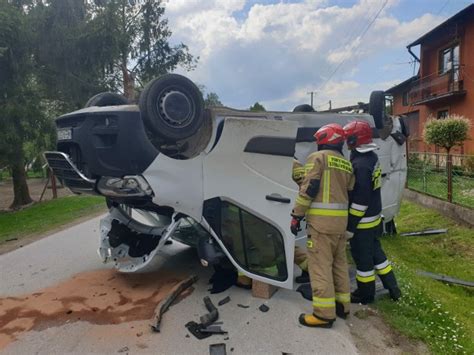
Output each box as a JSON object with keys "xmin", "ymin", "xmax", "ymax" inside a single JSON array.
[
  {"xmin": 291, "ymin": 123, "xmax": 355, "ymax": 328},
  {"xmin": 343, "ymin": 120, "xmax": 401, "ymax": 304}
]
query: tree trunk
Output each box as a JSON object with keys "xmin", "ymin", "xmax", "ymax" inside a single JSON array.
[
  {"xmin": 10, "ymin": 149, "xmax": 33, "ymax": 209},
  {"xmin": 446, "ymin": 150, "xmax": 453, "ymax": 203},
  {"xmin": 122, "ymin": 63, "xmax": 135, "ymax": 101}
]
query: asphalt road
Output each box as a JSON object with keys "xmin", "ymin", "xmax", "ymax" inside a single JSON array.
[{"xmin": 0, "ymin": 215, "xmax": 361, "ymax": 354}]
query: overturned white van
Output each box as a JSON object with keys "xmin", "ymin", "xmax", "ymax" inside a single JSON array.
[{"xmin": 45, "ymin": 74, "xmax": 408, "ymax": 290}]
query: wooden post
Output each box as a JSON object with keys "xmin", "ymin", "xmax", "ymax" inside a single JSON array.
[{"xmin": 50, "ymin": 169, "xmax": 58, "ymax": 199}]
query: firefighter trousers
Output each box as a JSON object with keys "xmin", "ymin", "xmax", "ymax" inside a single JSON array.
[
  {"xmin": 307, "ymin": 230, "xmax": 350, "ymax": 321},
  {"xmin": 350, "ymin": 225, "xmax": 398, "ymax": 299},
  {"xmin": 294, "ymin": 246, "xmax": 308, "ymax": 272}
]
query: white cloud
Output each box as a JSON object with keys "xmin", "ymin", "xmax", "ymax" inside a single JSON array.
[{"xmin": 164, "ymin": 0, "xmax": 443, "ymax": 110}]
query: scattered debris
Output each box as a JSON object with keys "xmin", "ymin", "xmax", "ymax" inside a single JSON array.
[
  {"xmin": 200, "ymin": 325, "xmax": 228, "ymax": 335},
  {"xmin": 400, "ymin": 229, "xmax": 447, "ymax": 237},
  {"xmin": 417, "ymin": 270, "xmax": 474, "ymax": 287},
  {"xmin": 5, "ymin": 238, "xmax": 18, "ymax": 242},
  {"xmin": 209, "ymin": 343, "xmax": 227, "ymax": 355},
  {"xmin": 185, "ymin": 321, "xmax": 212, "ymax": 339},
  {"xmin": 200, "ymin": 296, "xmax": 219, "ymax": 327},
  {"xmin": 258, "ymin": 304, "xmax": 269, "ymax": 313},
  {"xmin": 218, "ymin": 296, "xmax": 231, "ymax": 306},
  {"xmin": 237, "ymin": 304, "xmax": 249, "ymax": 309},
  {"xmin": 151, "ymin": 275, "xmax": 198, "ymax": 332},
  {"xmin": 186, "ymin": 296, "xmax": 221, "ymax": 339},
  {"xmin": 117, "ymin": 346, "xmax": 129, "ymax": 353}
]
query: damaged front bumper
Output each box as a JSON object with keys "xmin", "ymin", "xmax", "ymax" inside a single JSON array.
[{"xmin": 98, "ymin": 207, "xmax": 182, "ymax": 272}]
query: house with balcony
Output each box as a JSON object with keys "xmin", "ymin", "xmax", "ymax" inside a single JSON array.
[{"xmin": 386, "ymin": 4, "xmax": 474, "ymax": 153}]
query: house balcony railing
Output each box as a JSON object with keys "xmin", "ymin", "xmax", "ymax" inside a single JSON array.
[{"xmin": 408, "ymin": 65, "xmax": 466, "ymax": 105}]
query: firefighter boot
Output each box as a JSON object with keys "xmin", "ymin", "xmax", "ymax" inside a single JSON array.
[
  {"xmin": 298, "ymin": 314, "xmax": 334, "ymax": 328},
  {"xmin": 336, "ymin": 302, "xmax": 349, "ymax": 319},
  {"xmin": 295, "ymin": 270, "xmax": 310, "ymax": 284},
  {"xmin": 378, "ymin": 270, "xmax": 401, "ymax": 301},
  {"xmin": 351, "ymin": 283, "xmax": 375, "ymax": 304},
  {"xmin": 389, "ymin": 286, "xmax": 402, "ymax": 301}
]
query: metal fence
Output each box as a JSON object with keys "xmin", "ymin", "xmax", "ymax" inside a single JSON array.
[{"xmin": 407, "ymin": 152, "xmax": 474, "ymax": 209}]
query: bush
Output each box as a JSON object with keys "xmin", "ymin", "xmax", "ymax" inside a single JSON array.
[
  {"xmin": 423, "ymin": 115, "xmax": 470, "ymax": 153},
  {"xmin": 464, "ymin": 156, "xmax": 474, "ymax": 174}
]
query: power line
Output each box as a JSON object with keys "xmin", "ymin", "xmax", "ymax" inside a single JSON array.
[
  {"xmin": 436, "ymin": 0, "xmax": 450, "ymax": 15},
  {"xmin": 317, "ymin": 0, "xmax": 389, "ymax": 91}
]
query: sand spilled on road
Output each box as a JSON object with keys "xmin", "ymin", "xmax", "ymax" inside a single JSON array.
[{"xmin": 0, "ymin": 268, "xmax": 192, "ymax": 350}]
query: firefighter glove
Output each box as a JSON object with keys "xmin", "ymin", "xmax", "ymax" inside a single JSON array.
[
  {"xmin": 291, "ymin": 216, "xmax": 303, "ymax": 236},
  {"xmin": 345, "ymin": 231, "xmax": 354, "ymax": 240}
]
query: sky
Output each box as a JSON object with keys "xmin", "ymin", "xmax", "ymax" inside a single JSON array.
[{"xmin": 163, "ymin": 0, "xmax": 473, "ymax": 111}]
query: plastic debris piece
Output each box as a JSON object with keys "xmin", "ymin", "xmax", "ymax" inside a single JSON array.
[
  {"xmin": 400, "ymin": 228, "xmax": 447, "ymax": 237},
  {"xmin": 218, "ymin": 296, "xmax": 231, "ymax": 306},
  {"xmin": 151, "ymin": 275, "xmax": 198, "ymax": 332},
  {"xmin": 259, "ymin": 304, "xmax": 269, "ymax": 312}
]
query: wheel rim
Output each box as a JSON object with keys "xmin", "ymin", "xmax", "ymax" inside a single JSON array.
[{"xmin": 157, "ymin": 90, "xmax": 195, "ymax": 128}]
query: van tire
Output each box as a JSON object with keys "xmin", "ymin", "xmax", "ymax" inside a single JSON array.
[
  {"xmin": 85, "ymin": 92, "xmax": 129, "ymax": 107},
  {"xmin": 139, "ymin": 74, "xmax": 204, "ymax": 142},
  {"xmin": 369, "ymin": 91, "xmax": 385, "ymax": 129}
]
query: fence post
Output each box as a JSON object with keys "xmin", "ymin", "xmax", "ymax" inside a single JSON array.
[
  {"xmin": 50, "ymin": 169, "xmax": 58, "ymax": 199},
  {"xmin": 447, "ymin": 153, "xmax": 453, "ymax": 203}
]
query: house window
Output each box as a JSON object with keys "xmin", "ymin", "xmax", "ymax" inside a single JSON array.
[
  {"xmin": 438, "ymin": 44, "xmax": 460, "ymax": 75},
  {"xmin": 402, "ymin": 91, "xmax": 409, "ymax": 106},
  {"xmin": 437, "ymin": 110, "xmax": 449, "ymax": 119}
]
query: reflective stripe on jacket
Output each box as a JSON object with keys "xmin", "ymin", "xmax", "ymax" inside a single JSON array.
[{"xmin": 293, "ymin": 150, "xmax": 355, "ymax": 235}]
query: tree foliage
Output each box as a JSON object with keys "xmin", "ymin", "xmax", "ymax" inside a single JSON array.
[
  {"xmin": 0, "ymin": 1, "xmax": 53, "ymax": 208},
  {"xmin": 90, "ymin": 0, "xmax": 197, "ymax": 99},
  {"xmin": 204, "ymin": 92, "xmax": 223, "ymax": 108},
  {"xmin": 423, "ymin": 115, "xmax": 470, "ymax": 153},
  {"xmin": 249, "ymin": 102, "xmax": 266, "ymax": 112}
]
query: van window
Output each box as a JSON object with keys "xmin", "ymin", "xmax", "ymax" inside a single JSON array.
[{"xmin": 220, "ymin": 201, "xmax": 287, "ymax": 280}]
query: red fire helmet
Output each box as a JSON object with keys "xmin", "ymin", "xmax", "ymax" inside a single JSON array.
[
  {"xmin": 314, "ymin": 123, "xmax": 345, "ymax": 145},
  {"xmin": 343, "ymin": 120, "xmax": 373, "ymax": 149}
]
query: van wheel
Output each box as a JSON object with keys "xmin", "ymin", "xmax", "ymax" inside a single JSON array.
[
  {"xmin": 139, "ymin": 74, "xmax": 204, "ymax": 142},
  {"xmin": 85, "ymin": 92, "xmax": 129, "ymax": 107},
  {"xmin": 369, "ymin": 91, "xmax": 386, "ymax": 129}
]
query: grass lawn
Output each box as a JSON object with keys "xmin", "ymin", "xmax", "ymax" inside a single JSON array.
[
  {"xmin": 407, "ymin": 168, "xmax": 474, "ymax": 208},
  {"xmin": 376, "ymin": 200, "xmax": 474, "ymax": 354},
  {"xmin": 0, "ymin": 195, "xmax": 106, "ymax": 243}
]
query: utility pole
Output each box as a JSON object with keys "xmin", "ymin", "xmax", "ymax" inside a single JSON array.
[
  {"xmin": 307, "ymin": 91, "xmax": 317, "ymax": 109},
  {"xmin": 329, "ymin": 100, "xmax": 332, "ymax": 110}
]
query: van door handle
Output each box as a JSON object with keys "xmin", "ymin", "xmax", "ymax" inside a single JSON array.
[{"xmin": 266, "ymin": 194, "xmax": 291, "ymax": 204}]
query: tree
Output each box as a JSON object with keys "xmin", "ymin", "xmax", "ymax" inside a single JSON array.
[
  {"xmin": 423, "ymin": 114, "xmax": 470, "ymax": 202},
  {"xmin": 249, "ymin": 102, "xmax": 266, "ymax": 112},
  {"xmin": 423, "ymin": 115, "xmax": 470, "ymax": 154},
  {"xmin": 90, "ymin": 0, "xmax": 197, "ymax": 100},
  {"xmin": 0, "ymin": 1, "xmax": 51, "ymax": 208},
  {"xmin": 30, "ymin": 0, "xmax": 114, "ymax": 110},
  {"xmin": 204, "ymin": 92, "xmax": 223, "ymax": 108}
]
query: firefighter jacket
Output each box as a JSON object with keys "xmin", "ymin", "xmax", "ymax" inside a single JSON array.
[
  {"xmin": 347, "ymin": 150, "xmax": 383, "ymax": 233},
  {"xmin": 292, "ymin": 159, "xmax": 305, "ymax": 186},
  {"xmin": 292, "ymin": 149, "xmax": 355, "ymax": 235}
]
